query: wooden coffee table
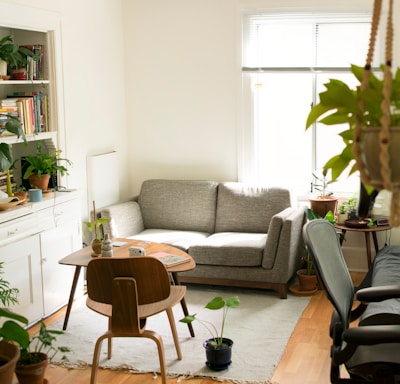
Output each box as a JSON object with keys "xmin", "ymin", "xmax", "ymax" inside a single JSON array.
[{"xmin": 59, "ymin": 238, "xmax": 196, "ymax": 335}]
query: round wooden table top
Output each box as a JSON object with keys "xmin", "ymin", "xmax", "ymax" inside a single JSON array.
[{"xmin": 334, "ymin": 223, "xmax": 392, "ymax": 233}]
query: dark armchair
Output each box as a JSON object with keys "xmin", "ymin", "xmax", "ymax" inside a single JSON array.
[{"xmin": 303, "ymin": 219, "xmax": 400, "ymax": 383}]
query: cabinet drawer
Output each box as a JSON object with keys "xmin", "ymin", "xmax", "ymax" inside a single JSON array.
[{"xmin": 0, "ymin": 215, "xmax": 41, "ymax": 245}]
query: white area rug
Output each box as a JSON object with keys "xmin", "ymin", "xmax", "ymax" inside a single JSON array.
[{"xmin": 50, "ymin": 285, "xmax": 310, "ymax": 383}]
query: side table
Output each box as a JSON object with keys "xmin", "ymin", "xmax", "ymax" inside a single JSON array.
[{"xmin": 334, "ymin": 223, "xmax": 392, "ymax": 269}]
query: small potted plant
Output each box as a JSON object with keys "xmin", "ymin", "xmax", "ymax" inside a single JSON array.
[
  {"xmin": 84, "ymin": 200, "xmax": 110, "ymax": 256},
  {"xmin": 180, "ymin": 295, "xmax": 240, "ymax": 371},
  {"xmin": 22, "ymin": 141, "xmax": 72, "ymax": 192},
  {"xmin": 309, "ymin": 171, "xmax": 338, "ymax": 218},
  {"xmin": 15, "ymin": 321, "xmax": 71, "ymax": 384},
  {"xmin": 0, "ymin": 262, "xmax": 30, "ymax": 384},
  {"xmin": 0, "ymin": 35, "xmax": 40, "ymax": 80}
]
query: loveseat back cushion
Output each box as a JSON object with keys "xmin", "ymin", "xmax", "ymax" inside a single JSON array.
[
  {"xmin": 138, "ymin": 179, "xmax": 218, "ymax": 233},
  {"xmin": 99, "ymin": 201, "xmax": 144, "ymax": 238},
  {"xmin": 215, "ymin": 183, "xmax": 292, "ymax": 233}
]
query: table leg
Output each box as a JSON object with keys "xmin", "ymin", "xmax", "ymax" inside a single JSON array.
[
  {"xmin": 62, "ymin": 266, "xmax": 82, "ymax": 330},
  {"xmin": 171, "ymin": 272, "xmax": 195, "ymax": 337},
  {"xmin": 364, "ymin": 232, "xmax": 372, "ymax": 269},
  {"xmin": 372, "ymin": 232, "xmax": 380, "ymax": 253}
]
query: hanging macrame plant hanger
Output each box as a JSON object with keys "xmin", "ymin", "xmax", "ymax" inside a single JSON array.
[{"xmin": 353, "ymin": 0, "xmax": 400, "ymax": 227}]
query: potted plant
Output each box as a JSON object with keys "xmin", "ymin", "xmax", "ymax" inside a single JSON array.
[
  {"xmin": 84, "ymin": 200, "xmax": 110, "ymax": 256},
  {"xmin": 22, "ymin": 141, "xmax": 72, "ymax": 192},
  {"xmin": 180, "ymin": 295, "xmax": 240, "ymax": 371},
  {"xmin": 0, "ymin": 261, "xmax": 30, "ymax": 384},
  {"xmin": 305, "ymin": 63, "xmax": 400, "ymax": 224},
  {"xmin": 0, "ymin": 35, "xmax": 40, "ymax": 80},
  {"xmin": 309, "ymin": 171, "xmax": 338, "ymax": 218},
  {"xmin": 15, "ymin": 321, "xmax": 70, "ymax": 384}
]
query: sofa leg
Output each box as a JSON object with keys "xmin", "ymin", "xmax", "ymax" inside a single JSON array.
[{"xmin": 277, "ymin": 284, "xmax": 287, "ymax": 299}]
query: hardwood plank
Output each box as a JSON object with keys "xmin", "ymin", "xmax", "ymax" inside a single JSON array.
[{"xmin": 27, "ymin": 272, "xmax": 366, "ymax": 384}]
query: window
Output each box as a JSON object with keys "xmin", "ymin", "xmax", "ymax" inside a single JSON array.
[{"xmin": 241, "ymin": 13, "xmax": 380, "ymax": 195}]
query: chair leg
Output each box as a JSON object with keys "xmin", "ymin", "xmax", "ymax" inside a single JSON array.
[
  {"xmin": 107, "ymin": 317, "xmax": 112, "ymax": 359},
  {"xmin": 90, "ymin": 333, "xmax": 110, "ymax": 384},
  {"xmin": 166, "ymin": 307, "xmax": 182, "ymax": 360},
  {"xmin": 142, "ymin": 330, "xmax": 167, "ymax": 384}
]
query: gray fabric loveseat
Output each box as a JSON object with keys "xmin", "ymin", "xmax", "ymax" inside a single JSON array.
[{"xmin": 99, "ymin": 179, "xmax": 306, "ymax": 298}]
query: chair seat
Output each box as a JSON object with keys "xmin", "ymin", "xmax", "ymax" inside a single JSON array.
[{"xmin": 86, "ymin": 285, "xmax": 186, "ymax": 319}]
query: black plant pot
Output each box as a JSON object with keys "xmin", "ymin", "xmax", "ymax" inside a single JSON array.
[
  {"xmin": 203, "ymin": 337, "xmax": 233, "ymax": 371},
  {"xmin": 357, "ymin": 182, "xmax": 379, "ymax": 219}
]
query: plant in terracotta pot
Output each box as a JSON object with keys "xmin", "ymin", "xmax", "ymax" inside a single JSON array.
[
  {"xmin": 180, "ymin": 295, "xmax": 240, "ymax": 371},
  {"xmin": 84, "ymin": 201, "xmax": 110, "ymax": 256},
  {"xmin": 16, "ymin": 321, "xmax": 71, "ymax": 384},
  {"xmin": 309, "ymin": 171, "xmax": 338, "ymax": 218},
  {"xmin": 22, "ymin": 141, "xmax": 72, "ymax": 192},
  {"xmin": 0, "ymin": 262, "xmax": 30, "ymax": 384}
]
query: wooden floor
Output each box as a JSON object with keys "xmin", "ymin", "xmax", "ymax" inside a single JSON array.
[{"xmin": 28, "ymin": 272, "xmax": 366, "ymax": 384}]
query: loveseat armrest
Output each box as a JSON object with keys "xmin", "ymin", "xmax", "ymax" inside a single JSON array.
[
  {"xmin": 98, "ymin": 198, "xmax": 144, "ymax": 239},
  {"xmin": 263, "ymin": 207, "xmax": 306, "ymax": 280}
]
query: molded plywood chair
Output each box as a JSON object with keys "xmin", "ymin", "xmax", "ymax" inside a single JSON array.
[
  {"xmin": 303, "ymin": 219, "xmax": 400, "ymax": 383},
  {"xmin": 86, "ymin": 257, "xmax": 186, "ymax": 384}
]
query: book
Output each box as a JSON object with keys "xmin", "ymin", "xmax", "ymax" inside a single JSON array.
[{"xmin": 149, "ymin": 252, "xmax": 190, "ymax": 267}]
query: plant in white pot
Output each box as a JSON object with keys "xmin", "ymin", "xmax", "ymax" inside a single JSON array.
[{"xmin": 180, "ymin": 295, "xmax": 240, "ymax": 371}]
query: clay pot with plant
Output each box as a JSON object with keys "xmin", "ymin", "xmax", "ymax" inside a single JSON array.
[
  {"xmin": 16, "ymin": 321, "xmax": 71, "ymax": 384},
  {"xmin": 309, "ymin": 171, "xmax": 338, "ymax": 218},
  {"xmin": 22, "ymin": 141, "xmax": 72, "ymax": 192},
  {"xmin": 180, "ymin": 296, "xmax": 240, "ymax": 371},
  {"xmin": 0, "ymin": 261, "xmax": 30, "ymax": 384}
]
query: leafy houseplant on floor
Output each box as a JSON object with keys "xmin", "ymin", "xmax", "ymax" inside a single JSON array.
[
  {"xmin": 22, "ymin": 141, "xmax": 72, "ymax": 192},
  {"xmin": 180, "ymin": 295, "xmax": 240, "ymax": 371},
  {"xmin": 0, "ymin": 262, "xmax": 30, "ymax": 384},
  {"xmin": 16, "ymin": 321, "xmax": 71, "ymax": 384}
]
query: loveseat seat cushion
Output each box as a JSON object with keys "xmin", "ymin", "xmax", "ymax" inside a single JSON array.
[
  {"xmin": 128, "ymin": 228, "xmax": 210, "ymax": 251},
  {"xmin": 189, "ymin": 232, "xmax": 267, "ymax": 267},
  {"xmin": 138, "ymin": 179, "xmax": 218, "ymax": 233},
  {"xmin": 215, "ymin": 183, "xmax": 291, "ymax": 233}
]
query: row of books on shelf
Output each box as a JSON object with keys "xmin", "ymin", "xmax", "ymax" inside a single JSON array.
[{"xmin": 0, "ymin": 91, "xmax": 49, "ymax": 135}]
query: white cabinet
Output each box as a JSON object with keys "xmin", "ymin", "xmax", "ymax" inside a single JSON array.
[
  {"xmin": 40, "ymin": 198, "xmax": 82, "ymax": 315},
  {"xmin": 0, "ymin": 235, "xmax": 43, "ymax": 323},
  {"xmin": 0, "ymin": 192, "xmax": 82, "ymax": 325}
]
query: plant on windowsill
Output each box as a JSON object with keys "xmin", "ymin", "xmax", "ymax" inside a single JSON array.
[
  {"xmin": 180, "ymin": 295, "xmax": 240, "ymax": 371},
  {"xmin": 22, "ymin": 141, "xmax": 72, "ymax": 192}
]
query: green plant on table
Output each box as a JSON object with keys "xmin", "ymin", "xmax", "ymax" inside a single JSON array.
[
  {"xmin": 180, "ymin": 296, "xmax": 240, "ymax": 348},
  {"xmin": 84, "ymin": 201, "xmax": 110, "ymax": 241}
]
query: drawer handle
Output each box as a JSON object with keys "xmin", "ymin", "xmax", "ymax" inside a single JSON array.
[{"xmin": 7, "ymin": 229, "xmax": 19, "ymax": 236}]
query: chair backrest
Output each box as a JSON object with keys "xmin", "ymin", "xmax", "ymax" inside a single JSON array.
[
  {"xmin": 86, "ymin": 257, "xmax": 171, "ymax": 306},
  {"xmin": 303, "ymin": 220, "xmax": 354, "ymax": 329}
]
